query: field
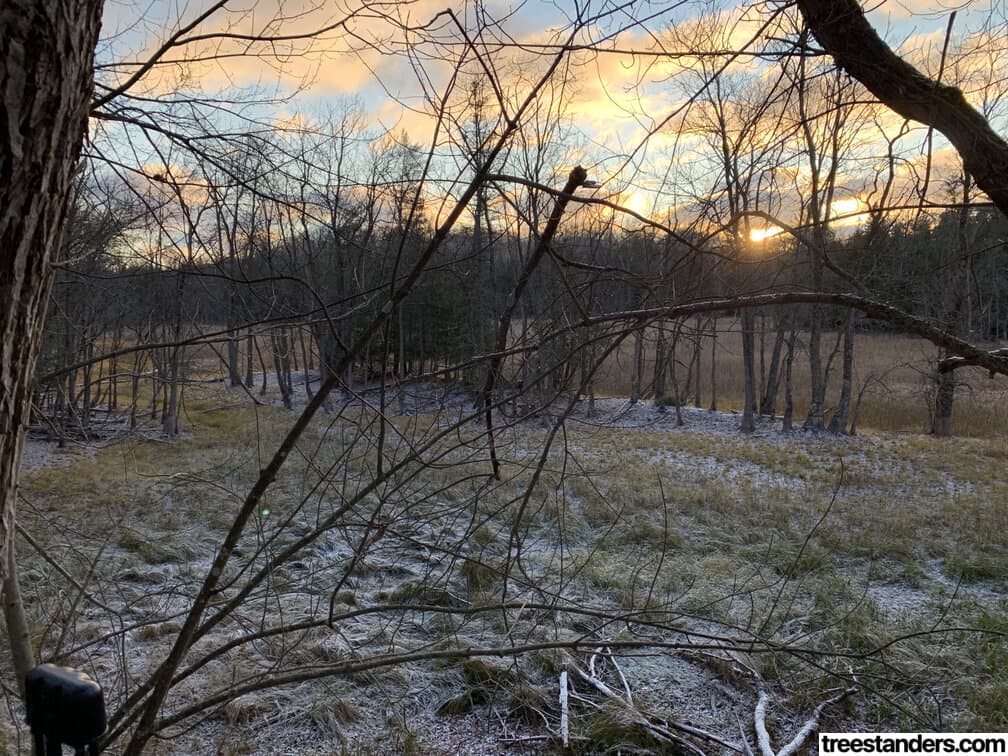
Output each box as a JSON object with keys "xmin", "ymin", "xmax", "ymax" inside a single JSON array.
[
  {"xmin": 594, "ymin": 321, "xmax": 1008, "ymax": 438},
  {"xmin": 3, "ymin": 328, "xmax": 1007, "ymax": 754}
]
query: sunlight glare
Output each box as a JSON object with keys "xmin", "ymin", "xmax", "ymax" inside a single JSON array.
[
  {"xmin": 830, "ymin": 197, "xmax": 862, "ymax": 222},
  {"xmin": 749, "ymin": 225, "xmax": 783, "ymax": 243},
  {"xmin": 622, "ymin": 191, "xmax": 649, "ymax": 217}
]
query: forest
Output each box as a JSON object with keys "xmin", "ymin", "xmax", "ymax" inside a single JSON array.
[{"xmin": 3, "ymin": 0, "xmax": 1008, "ymax": 752}]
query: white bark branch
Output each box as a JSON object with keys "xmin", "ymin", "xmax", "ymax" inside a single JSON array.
[
  {"xmin": 754, "ymin": 682, "xmax": 858, "ymax": 756},
  {"xmin": 559, "ymin": 668, "xmax": 569, "ymax": 748},
  {"xmin": 606, "ymin": 647, "xmax": 634, "ymax": 705},
  {"xmin": 755, "ymin": 688, "xmax": 775, "ymax": 756}
]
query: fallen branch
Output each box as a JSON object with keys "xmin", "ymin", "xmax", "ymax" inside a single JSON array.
[
  {"xmin": 754, "ymin": 682, "xmax": 858, "ymax": 756},
  {"xmin": 939, "ymin": 347, "xmax": 1008, "ymax": 374},
  {"xmin": 559, "ymin": 668, "xmax": 569, "ymax": 748},
  {"xmin": 568, "ymin": 656, "xmax": 741, "ymax": 756}
]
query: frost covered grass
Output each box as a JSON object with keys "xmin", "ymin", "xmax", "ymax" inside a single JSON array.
[
  {"xmin": 538, "ymin": 404, "xmax": 1008, "ymax": 728},
  {"xmin": 5, "ymin": 381, "xmax": 1008, "ymax": 753}
]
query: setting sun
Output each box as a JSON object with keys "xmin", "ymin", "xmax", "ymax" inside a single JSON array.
[
  {"xmin": 621, "ymin": 190, "xmax": 650, "ymax": 216},
  {"xmin": 749, "ymin": 225, "xmax": 783, "ymax": 242}
]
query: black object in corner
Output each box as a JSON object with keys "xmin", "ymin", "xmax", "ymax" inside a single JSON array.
[{"xmin": 25, "ymin": 664, "xmax": 106, "ymax": 756}]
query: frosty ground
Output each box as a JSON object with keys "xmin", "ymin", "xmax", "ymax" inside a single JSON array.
[{"xmin": 5, "ymin": 381, "xmax": 1008, "ymax": 754}]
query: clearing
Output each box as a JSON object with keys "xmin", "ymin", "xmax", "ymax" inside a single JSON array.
[{"xmin": 4, "ymin": 380, "xmax": 1008, "ymax": 754}]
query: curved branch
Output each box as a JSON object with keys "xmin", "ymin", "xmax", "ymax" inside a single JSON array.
[
  {"xmin": 587, "ymin": 291, "xmax": 1008, "ymax": 377},
  {"xmin": 795, "ymin": 0, "xmax": 1008, "ymax": 213}
]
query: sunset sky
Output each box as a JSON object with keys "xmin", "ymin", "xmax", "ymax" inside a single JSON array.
[{"xmin": 93, "ymin": 0, "xmax": 1008, "ymax": 240}]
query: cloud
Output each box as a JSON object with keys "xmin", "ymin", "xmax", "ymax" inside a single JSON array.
[
  {"xmin": 94, "ymin": 0, "xmax": 1004, "ymax": 236},
  {"xmin": 97, "ymin": 0, "xmax": 428, "ymax": 102}
]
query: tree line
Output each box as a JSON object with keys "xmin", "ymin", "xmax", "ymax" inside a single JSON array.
[{"xmin": 36, "ymin": 151, "xmax": 1008, "ymax": 443}]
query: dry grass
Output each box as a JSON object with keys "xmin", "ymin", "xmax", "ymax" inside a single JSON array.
[
  {"xmin": 7, "ymin": 376, "xmax": 1008, "ymax": 752},
  {"xmin": 593, "ymin": 320, "xmax": 1008, "ymax": 438}
]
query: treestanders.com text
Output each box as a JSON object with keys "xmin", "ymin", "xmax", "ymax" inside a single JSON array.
[{"xmin": 821, "ymin": 734, "xmax": 1008, "ymax": 754}]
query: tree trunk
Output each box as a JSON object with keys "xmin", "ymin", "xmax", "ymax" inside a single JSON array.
[
  {"xmin": 82, "ymin": 343, "xmax": 94, "ymax": 434},
  {"xmin": 669, "ymin": 335, "xmax": 684, "ymax": 426},
  {"xmin": 149, "ymin": 356, "xmax": 162, "ymax": 420},
  {"xmin": 163, "ymin": 348, "xmax": 182, "ymax": 438},
  {"xmin": 741, "ymin": 310, "xmax": 756, "ymax": 433},
  {"xmin": 0, "ymin": 0, "xmax": 102, "ymax": 578},
  {"xmin": 0, "ymin": 0, "xmax": 102, "ymax": 701},
  {"xmin": 397, "ymin": 300, "xmax": 406, "ymax": 415},
  {"xmin": 2, "ymin": 544, "xmax": 33, "ymax": 693},
  {"xmin": 783, "ymin": 326, "xmax": 797, "ymax": 432},
  {"xmin": 758, "ymin": 312, "xmax": 766, "ymax": 410},
  {"xmin": 829, "ymin": 312, "xmax": 855, "ymax": 434},
  {"xmin": 709, "ymin": 317, "xmax": 717, "ymax": 411},
  {"xmin": 759, "ymin": 311, "xmax": 788, "ymax": 417},
  {"xmin": 933, "ymin": 367, "xmax": 955, "ymax": 437},
  {"xmin": 227, "ymin": 333, "xmax": 241, "ymax": 387},
  {"xmin": 693, "ymin": 319, "xmax": 703, "ymax": 408},
  {"xmin": 227, "ymin": 253, "xmax": 242, "ymax": 387},
  {"xmin": 245, "ymin": 332, "xmax": 254, "ymax": 387},
  {"xmin": 299, "ymin": 326, "xmax": 314, "ymax": 400},
  {"xmin": 129, "ymin": 351, "xmax": 144, "ymax": 429},
  {"xmin": 257, "ymin": 337, "xmax": 268, "ymax": 395},
  {"xmin": 652, "ymin": 331, "xmax": 667, "ymax": 399},
  {"xmin": 271, "ymin": 329, "xmax": 293, "ymax": 410},
  {"xmin": 630, "ymin": 328, "xmax": 644, "ymax": 404},
  {"xmin": 805, "ymin": 303, "xmax": 826, "ymax": 430}
]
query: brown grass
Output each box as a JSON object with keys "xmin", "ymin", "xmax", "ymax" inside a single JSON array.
[
  {"xmin": 10, "ymin": 373, "xmax": 1008, "ymax": 746},
  {"xmin": 592, "ymin": 319, "xmax": 1008, "ymax": 437}
]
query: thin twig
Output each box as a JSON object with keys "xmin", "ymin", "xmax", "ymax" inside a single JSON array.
[{"xmin": 15, "ymin": 520, "xmax": 117, "ymax": 613}]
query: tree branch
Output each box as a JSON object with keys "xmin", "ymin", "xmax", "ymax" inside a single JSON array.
[{"xmin": 795, "ymin": 0, "xmax": 1008, "ymax": 213}]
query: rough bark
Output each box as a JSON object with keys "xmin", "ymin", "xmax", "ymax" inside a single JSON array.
[
  {"xmin": 933, "ymin": 368, "xmax": 955, "ymax": 437},
  {"xmin": 796, "ymin": 0, "xmax": 1008, "ymax": 214},
  {"xmin": 1, "ymin": 0, "xmax": 103, "ymax": 579}
]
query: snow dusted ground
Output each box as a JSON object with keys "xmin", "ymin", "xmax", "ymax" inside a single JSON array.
[{"xmin": 11, "ymin": 384, "xmax": 1007, "ymax": 754}]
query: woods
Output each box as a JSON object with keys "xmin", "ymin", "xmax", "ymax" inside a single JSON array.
[{"xmin": 3, "ymin": 0, "xmax": 1008, "ymax": 751}]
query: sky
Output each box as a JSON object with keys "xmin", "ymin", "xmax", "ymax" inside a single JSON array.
[{"xmin": 93, "ymin": 0, "xmax": 1008, "ymax": 239}]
